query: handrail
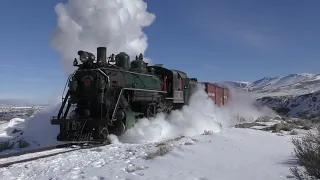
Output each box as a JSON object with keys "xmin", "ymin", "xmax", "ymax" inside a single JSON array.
[{"xmin": 62, "ymin": 72, "xmax": 75, "ymax": 103}]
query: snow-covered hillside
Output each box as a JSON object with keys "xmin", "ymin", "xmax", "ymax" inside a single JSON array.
[
  {"xmin": 221, "ymin": 73, "xmax": 320, "ymax": 99},
  {"xmin": 256, "ymin": 91, "xmax": 320, "ymax": 118},
  {"xmin": 221, "ymin": 73, "xmax": 320, "ymax": 118}
]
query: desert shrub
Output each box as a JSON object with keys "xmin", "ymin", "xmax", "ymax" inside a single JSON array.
[
  {"xmin": 262, "ymin": 122, "xmax": 293, "ymax": 132},
  {"xmin": 145, "ymin": 145, "xmax": 170, "ymax": 160},
  {"xmin": 235, "ymin": 115, "xmax": 247, "ymax": 122},
  {"xmin": 18, "ymin": 139, "xmax": 30, "ymax": 148},
  {"xmin": 202, "ymin": 130, "xmax": 214, "ymax": 135},
  {"xmin": 26, "ymin": 108, "xmax": 36, "ymax": 117},
  {"xmin": 184, "ymin": 141, "xmax": 194, "ymax": 146},
  {"xmin": 255, "ymin": 116, "xmax": 272, "ymax": 122},
  {"xmin": 0, "ymin": 140, "xmax": 14, "ymax": 152},
  {"xmin": 290, "ymin": 127, "xmax": 320, "ymax": 180},
  {"xmin": 274, "ymin": 115, "xmax": 283, "ymax": 120},
  {"xmin": 235, "ymin": 122, "xmax": 266, "ymax": 129},
  {"xmin": 291, "ymin": 119, "xmax": 318, "ymax": 130},
  {"xmin": 290, "ymin": 130, "xmax": 299, "ymax": 135},
  {"xmin": 0, "ymin": 117, "xmax": 14, "ymax": 121},
  {"xmin": 125, "ymin": 164, "xmax": 148, "ymax": 173}
]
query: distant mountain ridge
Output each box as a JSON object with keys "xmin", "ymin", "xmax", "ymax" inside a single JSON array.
[
  {"xmin": 0, "ymin": 99, "xmax": 46, "ymax": 107},
  {"xmin": 221, "ymin": 73, "xmax": 320, "ymax": 99},
  {"xmin": 219, "ymin": 73, "xmax": 320, "ymax": 118}
]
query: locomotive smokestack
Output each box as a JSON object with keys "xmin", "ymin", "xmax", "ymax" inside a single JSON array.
[{"xmin": 97, "ymin": 47, "xmax": 107, "ymax": 64}]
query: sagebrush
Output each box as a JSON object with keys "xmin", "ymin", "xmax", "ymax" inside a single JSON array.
[{"xmin": 290, "ymin": 126, "xmax": 320, "ymax": 180}]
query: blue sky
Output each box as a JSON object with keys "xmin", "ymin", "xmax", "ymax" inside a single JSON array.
[{"xmin": 0, "ymin": 0, "xmax": 319, "ymax": 104}]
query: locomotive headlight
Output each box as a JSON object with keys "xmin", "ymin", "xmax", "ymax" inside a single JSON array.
[
  {"xmin": 78, "ymin": 50, "xmax": 89, "ymax": 63},
  {"xmin": 77, "ymin": 50, "xmax": 95, "ymax": 63},
  {"xmin": 80, "ymin": 53, "xmax": 89, "ymax": 63}
]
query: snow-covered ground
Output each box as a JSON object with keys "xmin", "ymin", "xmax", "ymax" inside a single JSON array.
[{"xmin": 0, "ymin": 128, "xmax": 298, "ymax": 180}]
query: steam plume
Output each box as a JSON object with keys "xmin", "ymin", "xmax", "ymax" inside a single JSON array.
[
  {"xmin": 50, "ymin": 0, "xmax": 155, "ymax": 74},
  {"xmin": 118, "ymin": 83, "xmax": 277, "ymax": 144},
  {"xmin": 119, "ymin": 84, "xmax": 231, "ymax": 144}
]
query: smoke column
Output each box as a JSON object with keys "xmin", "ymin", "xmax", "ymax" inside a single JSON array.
[{"xmin": 50, "ymin": 0, "xmax": 155, "ymax": 74}]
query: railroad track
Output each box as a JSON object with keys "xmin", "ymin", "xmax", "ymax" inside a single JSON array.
[{"xmin": 0, "ymin": 141, "xmax": 109, "ymax": 168}]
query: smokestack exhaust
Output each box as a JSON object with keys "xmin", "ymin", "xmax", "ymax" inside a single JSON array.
[{"xmin": 97, "ymin": 47, "xmax": 107, "ymax": 64}]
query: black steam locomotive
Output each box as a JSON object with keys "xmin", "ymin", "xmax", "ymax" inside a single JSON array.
[{"xmin": 50, "ymin": 47, "xmax": 199, "ymax": 142}]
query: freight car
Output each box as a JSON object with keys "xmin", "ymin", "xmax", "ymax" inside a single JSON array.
[
  {"xmin": 202, "ymin": 82, "xmax": 229, "ymax": 107},
  {"xmin": 50, "ymin": 47, "xmax": 229, "ymax": 143}
]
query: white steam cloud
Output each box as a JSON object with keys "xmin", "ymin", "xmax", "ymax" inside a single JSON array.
[
  {"xmin": 50, "ymin": 0, "xmax": 155, "ymax": 74},
  {"xmin": 119, "ymin": 84, "xmax": 230, "ymax": 144},
  {"xmin": 221, "ymin": 83, "xmax": 276, "ymax": 121},
  {"xmin": 117, "ymin": 84, "xmax": 277, "ymax": 144}
]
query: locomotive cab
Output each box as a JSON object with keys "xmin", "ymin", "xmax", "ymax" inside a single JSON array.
[{"xmin": 147, "ymin": 65, "xmax": 190, "ymax": 110}]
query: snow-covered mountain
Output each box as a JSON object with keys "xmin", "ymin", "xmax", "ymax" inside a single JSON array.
[
  {"xmin": 220, "ymin": 73, "xmax": 320, "ymax": 118},
  {"xmin": 221, "ymin": 73, "xmax": 320, "ymax": 99},
  {"xmin": 0, "ymin": 99, "xmax": 32, "ymax": 107},
  {"xmin": 255, "ymin": 91, "xmax": 320, "ymax": 118}
]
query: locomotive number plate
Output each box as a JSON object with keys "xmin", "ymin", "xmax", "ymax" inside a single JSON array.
[{"xmin": 174, "ymin": 90, "xmax": 184, "ymax": 103}]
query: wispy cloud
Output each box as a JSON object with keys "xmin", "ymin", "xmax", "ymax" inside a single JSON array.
[
  {"xmin": 190, "ymin": 2, "xmax": 279, "ymax": 52},
  {"xmin": 0, "ymin": 63, "xmax": 63, "ymax": 77},
  {"xmin": 0, "ymin": 64, "xmax": 19, "ymax": 68}
]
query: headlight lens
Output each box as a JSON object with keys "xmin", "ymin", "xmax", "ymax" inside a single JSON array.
[{"xmin": 80, "ymin": 52, "xmax": 89, "ymax": 63}]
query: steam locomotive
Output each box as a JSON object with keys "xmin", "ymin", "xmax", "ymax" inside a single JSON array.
[{"xmin": 50, "ymin": 47, "xmax": 228, "ymax": 142}]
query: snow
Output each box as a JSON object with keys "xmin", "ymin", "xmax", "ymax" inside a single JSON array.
[
  {"xmin": 0, "ymin": 105, "xmax": 62, "ymax": 154},
  {"xmin": 0, "ymin": 121, "xmax": 9, "ymax": 134},
  {"xmin": 0, "ymin": 128, "xmax": 297, "ymax": 180}
]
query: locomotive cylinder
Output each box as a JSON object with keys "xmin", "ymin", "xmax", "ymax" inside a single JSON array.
[{"xmin": 97, "ymin": 47, "xmax": 107, "ymax": 64}]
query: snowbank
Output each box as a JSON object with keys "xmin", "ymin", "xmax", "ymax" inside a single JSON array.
[{"xmin": 0, "ymin": 103, "xmax": 62, "ymax": 153}]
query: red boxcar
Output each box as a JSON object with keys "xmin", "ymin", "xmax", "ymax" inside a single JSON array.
[{"xmin": 203, "ymin": 82, "xmax": 229, "ymax": 107}]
